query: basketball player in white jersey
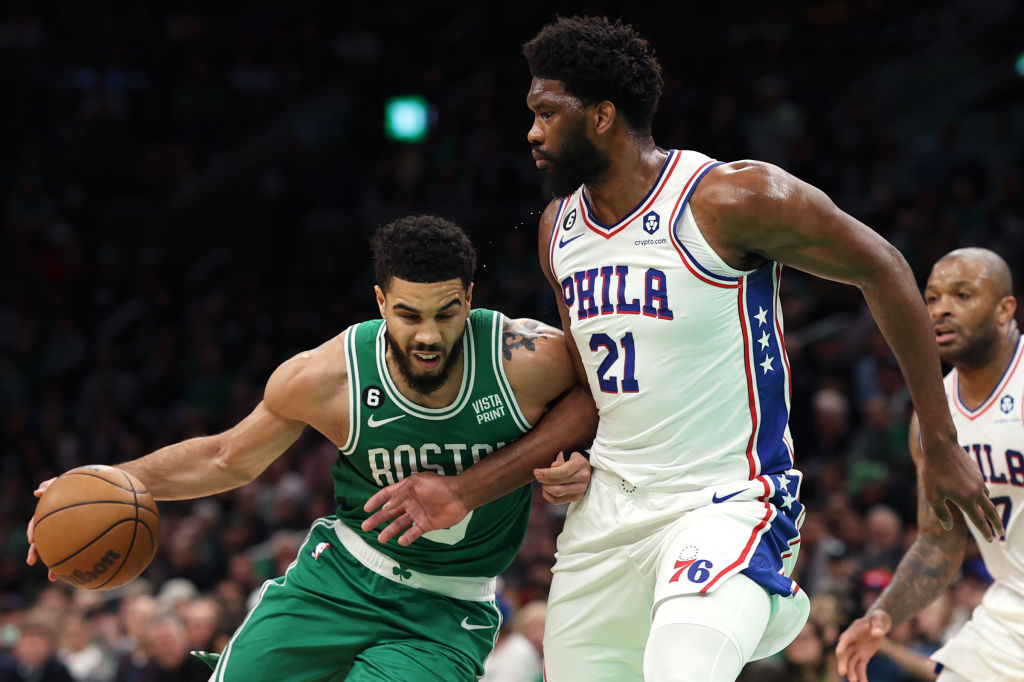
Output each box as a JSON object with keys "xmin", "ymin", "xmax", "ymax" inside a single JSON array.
[
  {"xmin": 837, "ymin": 248, "xmax": 1024, "ymax": 682},
  {"xmin": 362, "ymin": 15, "xmax": 1002, "ymax": 682}
]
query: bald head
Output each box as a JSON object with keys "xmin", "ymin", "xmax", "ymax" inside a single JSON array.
[
  {"xmin": 935, "ymin": 248, "xmax": 1013, "ymax": 298},
  {"xmin": 926, "ymin": 247, "xmax": 1018, "ymax": 370}
]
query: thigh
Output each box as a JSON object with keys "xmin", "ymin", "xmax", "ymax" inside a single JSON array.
[
  {"xmin": 644, "ymin": 574, "xmax": 771, "ymax": 681},
  {"xmin": 543, "ymin": 545, "xmax": 650, "ymax": 682},
  {"xmin": 649, "ymin": 500, "xmax": 808, "ymax": 659},
  {"xmin": 215, "ymin": 519, "xmax": 499, "ymax": 682},
  {"xmin": 346, "ymin": 640, "xmax": 480, "ymax": 682},
  {"xmin": 213, "ymin": 521, "xmax": 372, "ymax": 681}
]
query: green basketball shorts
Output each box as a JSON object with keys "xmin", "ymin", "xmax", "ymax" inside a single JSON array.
[{"xmin": 210, "ymin": 516, "xmax": 502, "ymax": 681}]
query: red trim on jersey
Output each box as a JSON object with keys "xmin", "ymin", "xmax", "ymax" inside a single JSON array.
[
  {"xmin": 669, "ymin": 160, "xmax": 738, "ymax": 289},
  {"xmin": 953, "ymin": 338, "xmax": 1024, "ymax": 419},
  {"xmin": 701, "ymin": 503, "xmax": 774, "ymax": 593},
  {"xmin": 580, "ymin": 151, "xmax": 682, "ymax": 238},
  {"xmin": 547, "ymin": 198, "xmax": 569, "ymax": 282},
  {"xmin": 739, "ymin": 279, "xmax": 759, "ymax": 479}
]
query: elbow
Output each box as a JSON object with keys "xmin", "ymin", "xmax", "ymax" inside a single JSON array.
[
  {"xmin": 210, "ymin": 437, "xmax": 260, "ymax": 489},
  {"xmin": 857, "ymin": 239, "xmax": 913, "ymax": 293}
]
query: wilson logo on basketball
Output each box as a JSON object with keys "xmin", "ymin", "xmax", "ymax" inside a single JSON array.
[{"xmin": 62, "ymin": 549, "xmax": 123, "ymax": 586}]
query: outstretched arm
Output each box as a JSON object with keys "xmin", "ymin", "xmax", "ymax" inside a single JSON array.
[
  {"xmin": 836, "ymin": 414, "xmax": 967, "ymax": 682},
  {"xmin": 698, "ymin": 161, "xmax": 1001, "ymax": 540},
  {"xmin": 117, "ymin": 401, "xmax": 306, "ymax": 500},
  {"xmin": 28, "ymin": 338, "xmax": 347, "ymax": 569}
]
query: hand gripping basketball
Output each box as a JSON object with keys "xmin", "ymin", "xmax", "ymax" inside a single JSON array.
[{"xmin": 30, "ymin": 465, "xmax": 161, "ymax": 590}]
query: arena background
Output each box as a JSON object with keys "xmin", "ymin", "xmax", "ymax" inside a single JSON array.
[{"xmin": 3, "ymin": 1, "xmax": 1024, "ymax": 680}]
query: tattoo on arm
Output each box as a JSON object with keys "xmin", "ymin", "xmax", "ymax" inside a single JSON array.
[
  {"xmin": 502, "ymin": 320, "xmax": 545, "ymax": 361},
  {"xmin": 875, "ymin": 494, "xmax": 964, "ymax": 627}
]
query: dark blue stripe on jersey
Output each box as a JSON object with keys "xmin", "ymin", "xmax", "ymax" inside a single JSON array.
[
  {"xmin": 746, "ymin": 265, "xmax": 791, "ymax": 475},
  {"xmin": 742, "ymin": 473, "xmax": 803, "ymax": 597},
  {"xmin": 669, "ymin": 162, "xmax": 736, "ymax": 283},
  {"xmin": 582, "ymin": 150, "xmax": 676, "ymax": 231}
]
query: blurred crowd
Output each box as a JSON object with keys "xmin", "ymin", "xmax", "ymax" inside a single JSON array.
[{"xmin": 2, "ymin": 1, "xmax": 1024, "ymax": 680}]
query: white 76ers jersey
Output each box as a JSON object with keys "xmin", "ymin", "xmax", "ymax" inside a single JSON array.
[
  {"xmin": 548, "ymin": 150, "xmax": 795, "ymax": 490},
  {"xmin": 945, "ymin": 336, "xmax": 1024, "ymax": 594}
]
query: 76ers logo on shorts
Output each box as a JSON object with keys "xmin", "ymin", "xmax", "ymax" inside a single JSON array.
[{"xmin": 669, "ymin": 545, "xmax": 714, "ymax": 584}]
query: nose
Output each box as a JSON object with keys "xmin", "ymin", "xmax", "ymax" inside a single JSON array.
[
  {"xmin": 414, "ymin": 321, "xmax": 442, "ymax": 347},
  {"xmin": 527, "ymin": 117, "xmax": 543, "ymax": 146}
]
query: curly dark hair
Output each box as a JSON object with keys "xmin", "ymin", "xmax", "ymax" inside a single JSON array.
[
  {"xmin": 522, "ymin": 16, "xmax": 663, "ymax": 134},
  {"xmin": 370, "ymin": 215, "xmax": 476, "ymax": 291}
]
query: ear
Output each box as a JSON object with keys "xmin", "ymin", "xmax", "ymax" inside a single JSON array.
[
  {"xmin": 996, "ymin": 295, "xmax": 1017, "ymax": 325},
  {"xmin": 592, "ymin": 101, "xmax": 617, "ymax": 136},
  {"xmin": 465, "ymin": 282, "xmax": 474, "ymax": 309},
  {"xmin": 375, "ymin": 285, "xmax": 387, "ymax": 318}
]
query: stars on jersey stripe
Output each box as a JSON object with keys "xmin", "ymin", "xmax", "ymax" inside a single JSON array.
[{"xmin": 754, "ymin": 306, "xmax": 776, "ymax": 375}]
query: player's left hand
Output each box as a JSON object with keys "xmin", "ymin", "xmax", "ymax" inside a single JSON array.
[
  {"xmin": 361, "ymin": 473, "xmax": 470, "ymax": 546},
  {"xmin": 920, "ymin": 439, "xmax": 1004, "ymax": 541},
  {"xmin": 835, "ymin": 609, "xmax": 891, "ymax": 682},
  {"xmin": 25, "ymin": 477, "xmax": 57, "ymax": 581},
  {"xmin": 534, "ymin": 451, "xmax": 591, "ymax": 504}
]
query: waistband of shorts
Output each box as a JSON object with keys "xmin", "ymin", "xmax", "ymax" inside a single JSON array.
[
  {"xmin": 332, "ymin": 519, "xmax": 496, "ymax": 602},
  {"xmin": 591, "ymin": 467, "xmax": 802, "ymax": 502},
  {"xmin": 591, "ymin": 467, "xmax": 715, "ymax": 496}
]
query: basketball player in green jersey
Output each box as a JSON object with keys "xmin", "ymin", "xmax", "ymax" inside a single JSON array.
[{"xmin": 27, "ymin": 215, "xmax": 597, "ymax": 681}]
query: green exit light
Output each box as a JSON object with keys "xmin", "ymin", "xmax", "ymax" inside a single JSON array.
[
  {"xmin": 1017, "ymin": 52, "xmax": 1024, "ymax": 77},
  {"xmin": 385, "ymin": 96, "xmax": 430, "ymax": 142}
]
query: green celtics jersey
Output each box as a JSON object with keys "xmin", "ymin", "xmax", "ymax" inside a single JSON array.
[{"xmin": 334, "ymin": 308, "xmax": 533, "ymax": 578}]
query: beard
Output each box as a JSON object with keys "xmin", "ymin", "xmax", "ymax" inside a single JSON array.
[
  {"xmin": 384, "ymin": 330, "xmax": 465, "ymax": 395},
  {"xmin": 939, "ymin": 319, "xmax": 1002, "ymax": 370},
  {"xmin": 534, "ymin": 119, "xmax": 611, "ymax": 198}
]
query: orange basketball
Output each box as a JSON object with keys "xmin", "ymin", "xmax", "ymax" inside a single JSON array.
[{"xmin": 33, "ymin": 464, "xmax": 160, "ymax": 590}]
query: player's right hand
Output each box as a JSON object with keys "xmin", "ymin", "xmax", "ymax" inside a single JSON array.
[
  {"xmin": 26, "ymin": 477, "xmax": 57, "ymax": 581},
  {"xmin": 835, "ymin": 609, "xmax": 891, "ymax": 682},
  {"xmin": 361, "ymin": 473, "xmax": 470, "ymax": 547}
]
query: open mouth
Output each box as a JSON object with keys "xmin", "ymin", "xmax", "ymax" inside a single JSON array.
[
  {"xmin": 412, "ymin": 351, "xmax": 442, "ymax": 370},
  {"xmin": 934, "ymin": 327, "xmax": 957, "ymax": 345}
]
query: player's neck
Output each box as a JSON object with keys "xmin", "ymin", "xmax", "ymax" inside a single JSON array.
[
  {"xmin": 956, "ymin": 329, "xmax": 1021, "ymax": 408},
  {"xmin": 584, "ymin": 144, "xmax": 666, "ymax": 225}
]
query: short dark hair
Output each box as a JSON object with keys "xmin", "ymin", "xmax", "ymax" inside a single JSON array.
[
  {"xmin": 523, "ymin": 16, "xmax": 663, "ymax": 134},
  {"xmin": 370, "ymin": 215, "xmax": 476, "ymax": 292}
]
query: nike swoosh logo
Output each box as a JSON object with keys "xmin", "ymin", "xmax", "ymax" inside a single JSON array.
[
  {"xmin": 460, "ymin": 617, "xmax": 493, "ymax": 631},
  {"xmin": 367, "ymin": 414, "xmax": 406, "ymax": 428},
  {"xmin": 558, "ymin": 233, "xmax": 583, "ymax": 248},
  {"xmin": 711, "ymin": 489, "xmax": 745, "ymax": 503}
]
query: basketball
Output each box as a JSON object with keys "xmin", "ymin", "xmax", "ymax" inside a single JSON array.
[{"xmin": 33, "ymin": 464, "xmax": 161, "ymax": 590}]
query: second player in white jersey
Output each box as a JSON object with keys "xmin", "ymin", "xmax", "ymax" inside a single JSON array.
[
  {"xmin": 943, "ymin": 338, "xmax": 1024, "ymax": 592},
  {"xmin": 932, "ymin": 337, "xmax": 1024, "ymax": 679},
  {"xmin": 838, "ymin": 248, "xmax": 1024, "ymax": 682},
  {"xmin": 547, "ymin": 149, "xmax": 797, "ymax": 492}
]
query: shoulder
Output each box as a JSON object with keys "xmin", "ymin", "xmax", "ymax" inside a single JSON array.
[
  {"xmin": 264, "ymin": 331, "xmax": 349, "ymax": 421},
  {"xmin": 693, "ymin": 160, "xmax": 803, "ymax": 217},
  {"xmin": 538, "ymin": 197, "xmax": 563, "ymax": 233},
  {"xmin": 537, "ymin": 198, "xmax": 564, "ymax": 279},
  {"xmin": 500, "ymin": 316, "xmax": 575, "ymax": 403}
]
